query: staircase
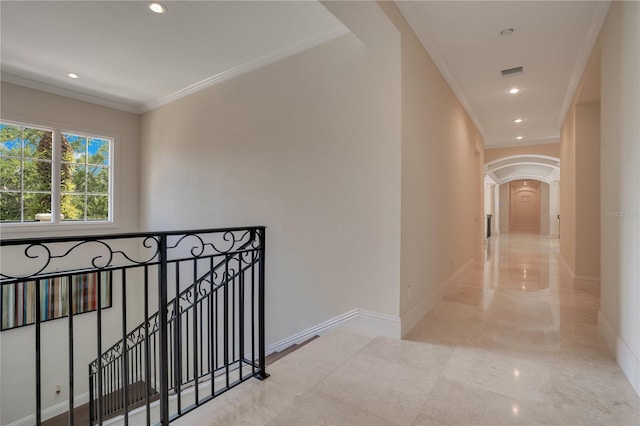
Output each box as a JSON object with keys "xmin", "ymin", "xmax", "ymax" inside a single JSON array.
[{"xmin": 88, "ymin": 239, "xmax": 263, "ymax": 423}]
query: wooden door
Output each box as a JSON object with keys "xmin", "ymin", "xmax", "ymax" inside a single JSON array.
[{"xmin": 510, "ymin": 180, "xmax": 540, "ymax": 232}]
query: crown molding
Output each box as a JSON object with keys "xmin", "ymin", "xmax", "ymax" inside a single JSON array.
[
  {"xmin": 395, "ymin": 1, "xmax": 486, "ymax": 140},
  {"xmin": 2, "ymin": 25, "xmax": 349, "ymax": 116},
  {"xmin": 1, "ymin": 73, "xmax": 141, "ymax": 114},
  {"xmin": 141, "ymin": 25, "xmax": 349, "ymax": 113},
  {"xmin": 485, "ymin": 136, "xmax": 561, "ymax": 149},
  {"xmin": 556, "ymin": 0, "xmax": 611, "ymax": 129}
]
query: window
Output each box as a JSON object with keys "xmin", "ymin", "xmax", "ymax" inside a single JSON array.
[{"xmin": 0, "ymin": 122, "xmax": 112, "ymax": 224}]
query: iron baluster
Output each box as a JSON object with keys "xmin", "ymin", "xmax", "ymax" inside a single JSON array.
[
  {"xmin": 97, "ymin": 273, "xmax": 104, "ymax": 425},
  {"xmin": 158, "ymin": 234, "xmax": 169, "ymax": 426},
  {"xmin": 256, "ymin": 229, "xmax": 269, "ymax": 380},
  {"xmin": 193, "ymin": 258, "xmax": 199, "ymax": 404},
  {"xmin": 121, "ymin": 269, "xmax": 129, "ymax": 425},
  {"xmin": 35, "ymin": 279, "xmax": 42, "ymax": 425},
  {"xmin": 144, "ymin": 265, "xmax": 151, "ymax": 426},
  {"xmin": 67, "ymin": 274, "xmax": 75, "ymax": 426}
]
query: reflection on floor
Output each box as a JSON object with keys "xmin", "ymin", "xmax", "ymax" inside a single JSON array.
[{"xmin": 174, "ymin": 234, "xmax": 640, "ymax": 425}]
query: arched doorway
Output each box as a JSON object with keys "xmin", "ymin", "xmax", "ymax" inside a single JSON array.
[{"xmin": 484, "ymin": 155, "xmax": 560, "ymax": 236}]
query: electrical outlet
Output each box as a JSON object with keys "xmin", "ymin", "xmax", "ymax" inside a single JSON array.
[{"xmin": 55, "ymin": 385, "xmax": 61, "ymax": 395}]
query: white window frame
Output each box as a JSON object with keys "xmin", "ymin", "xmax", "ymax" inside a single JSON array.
[{"xmin": 0, "ymin": 118, "xmax": 117, "ymax": 232}]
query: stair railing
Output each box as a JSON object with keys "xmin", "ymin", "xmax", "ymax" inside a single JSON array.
[
  {"xmin": 87, "ymin": 248, "xmax": 260, "ymax": 422},
  {"xmin": 0, "ymin": 226, "xmax": 267, "ymax": 426}
]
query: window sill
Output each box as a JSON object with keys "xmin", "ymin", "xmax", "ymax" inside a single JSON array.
[{"xmin": 0, "ymin": 221, "xmax": 119, "ymax": 237}]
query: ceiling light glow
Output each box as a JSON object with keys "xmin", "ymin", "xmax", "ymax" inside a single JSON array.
[
  {"xmin": 516, "ymin": 136, "xmax": 523, "ymax": 140},
  {"xmin": 68, "ymin": 73, "xmax": 79, "ymax": 79},
  {"xmin": 149, "ymin": 2, "xmax": 167, "ymax": 13},
  {"xmin": 509, "ymin": 88, "xmax": 520, "ymax": 94},
  {"xmin": 514, "ymin": 118, "xmax": 523, "ymax": 123}
]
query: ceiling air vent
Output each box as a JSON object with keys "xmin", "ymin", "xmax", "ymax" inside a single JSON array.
[{"xmin": 501, "ymin": 66, "xmax": 524, "ymax": 77}]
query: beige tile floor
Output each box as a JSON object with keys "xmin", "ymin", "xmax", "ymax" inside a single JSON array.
[{"xmin": 174, "ymin": 234, "xmax": 640, "ymax": 425}]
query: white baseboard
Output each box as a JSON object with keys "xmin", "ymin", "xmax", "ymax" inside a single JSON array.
[
  {"xmin": 598, "ymin": 311, "xmax": 640, "ymax": 397},
  {"xmin": 574, "ymin": 275, "xmax": 600, "ymax": 296},
  {"xmin": 400, "ymin": 258, "xmax": 475, "ymax": 337},
  {"xmin": 598, "ymin": 310, "xmax": 617, "ymax": 351},
  {"xmin": 559, "ymin": 257, "xmax": 601, "ymax": 295},
  {"xmin": 266, "ymin": 308, "xmax": 401, "ymax": 356},
  {"xmin": 559, "ymin": 255, "xmax": 575, "ymax": 280},
  {"xmin": 574, "ymin": 275, "xmax": 600, "ymax": 282},
  {"xmin": 6, "ymin": 392, "xmax": 90, "ymax": 426},
  {"xmin": 339, "ymin": 309, "xmax": 401, "ymax": 338}
]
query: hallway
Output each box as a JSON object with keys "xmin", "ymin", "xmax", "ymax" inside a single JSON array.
[{"xmin": 175, "ymin": 234, "xmax": 639, "ymax": 425}]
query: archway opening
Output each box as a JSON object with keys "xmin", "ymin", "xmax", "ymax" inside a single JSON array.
[{"xmin": 484, "ymin": 155, "xmax": 560, "ymax": 236}]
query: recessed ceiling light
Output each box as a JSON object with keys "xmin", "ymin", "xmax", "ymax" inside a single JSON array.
[
  {"xmin": 509, "ymin": 88, "xmax": 520, "ymax": 94},
  {"xmin": 68, "ymin": 73, "xmax": 79, "ymax": 79},
  {"xmin": 148, "ymin": 2, "xmax": 167, "ymax": 13},
  {"xmin": 500, "ymin": 28, "xmax": 514, "ymax": 36},
  {"xmin": 514, "ymin": 118, "xmax": 523, "ymax": 123},
  {"xmin": 516, "ymin": 136, "xmax": 524, "ymax": 140}
]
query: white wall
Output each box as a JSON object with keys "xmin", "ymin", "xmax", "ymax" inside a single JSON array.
[
  {"xmin": 376, "ymin": 2, "xmax": 484, "ymax": 335},
  {"xmin": 550, "ymin": 181, "xmax": 560, "ymax": 237},
  {"xmin": 499, "ymin": 183, "xmax": 510, "ymax": 234},
  {"xmin": 560, "ymin": 101, "xmax": 577, "ymax": 273},
  {"xmin": 0, "ymin": 83, "xmax": 143, "ymax": 424},
  {"xmin": 561, "ymin": 94, "xmax": 601, "ymax": 286},
  {"xmin": 140, "ymin": 22, "xmax": 403, "ymax": 348},
  {"xmin": 540, "ymin": 181, "xmax": 550, "ymax": 235},
  {"xmin": 575, "ymin": 101, "xmax": 601, "ymax": 282},
  {"xmin": 493, "ymin": 184, "xmax": 500, "ymax": 235},
  {"xmin": 598, "ymin": 0, "xmax": 640, "ymax": 396}
]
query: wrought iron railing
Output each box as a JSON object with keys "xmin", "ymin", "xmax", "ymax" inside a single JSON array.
[{"xmin": 0, "ymin": 226, "xmax": 267, "ymax": 426}]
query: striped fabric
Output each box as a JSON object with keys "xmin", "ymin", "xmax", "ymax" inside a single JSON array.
[{"xmin": 0, "ymin": 271, "xmax": 111, "ymax": 331}]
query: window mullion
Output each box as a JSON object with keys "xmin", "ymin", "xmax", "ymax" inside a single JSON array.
[
  {"xmin": 51, "ymin": 129, "xmax": 61, "ymax": 224},
  {"xmin": 84, "ymin": 141, "xmax": 88, "ymax": 220},
  {"xmin": 20, "ymin": 128, "xmax": 25, "ymax": 222}
]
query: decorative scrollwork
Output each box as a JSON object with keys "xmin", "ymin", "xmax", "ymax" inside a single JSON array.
[
  {"xmin": 1, "ymin": 236, "xmax": 161, "ymax": 281},
  {"xmin": 164, "ymin": 229, "xmax": 262, "ymax": 261}
]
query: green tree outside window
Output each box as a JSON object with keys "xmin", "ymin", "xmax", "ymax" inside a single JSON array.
[{"xmin": 0, "ymin": 123, "xmax": 111, "ymax": 223}]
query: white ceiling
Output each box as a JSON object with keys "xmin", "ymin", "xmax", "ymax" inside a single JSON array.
[
  {"xmin": 397, "ymin": 1, "xmax": 609, "ymax": 148},
  {"xmin": 0, "ymin": 1, "xmax": 347, "ymax": 113},
  {"xmin": 1, "ymin": 0, "xmax": 609, "ymax": 151}
]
